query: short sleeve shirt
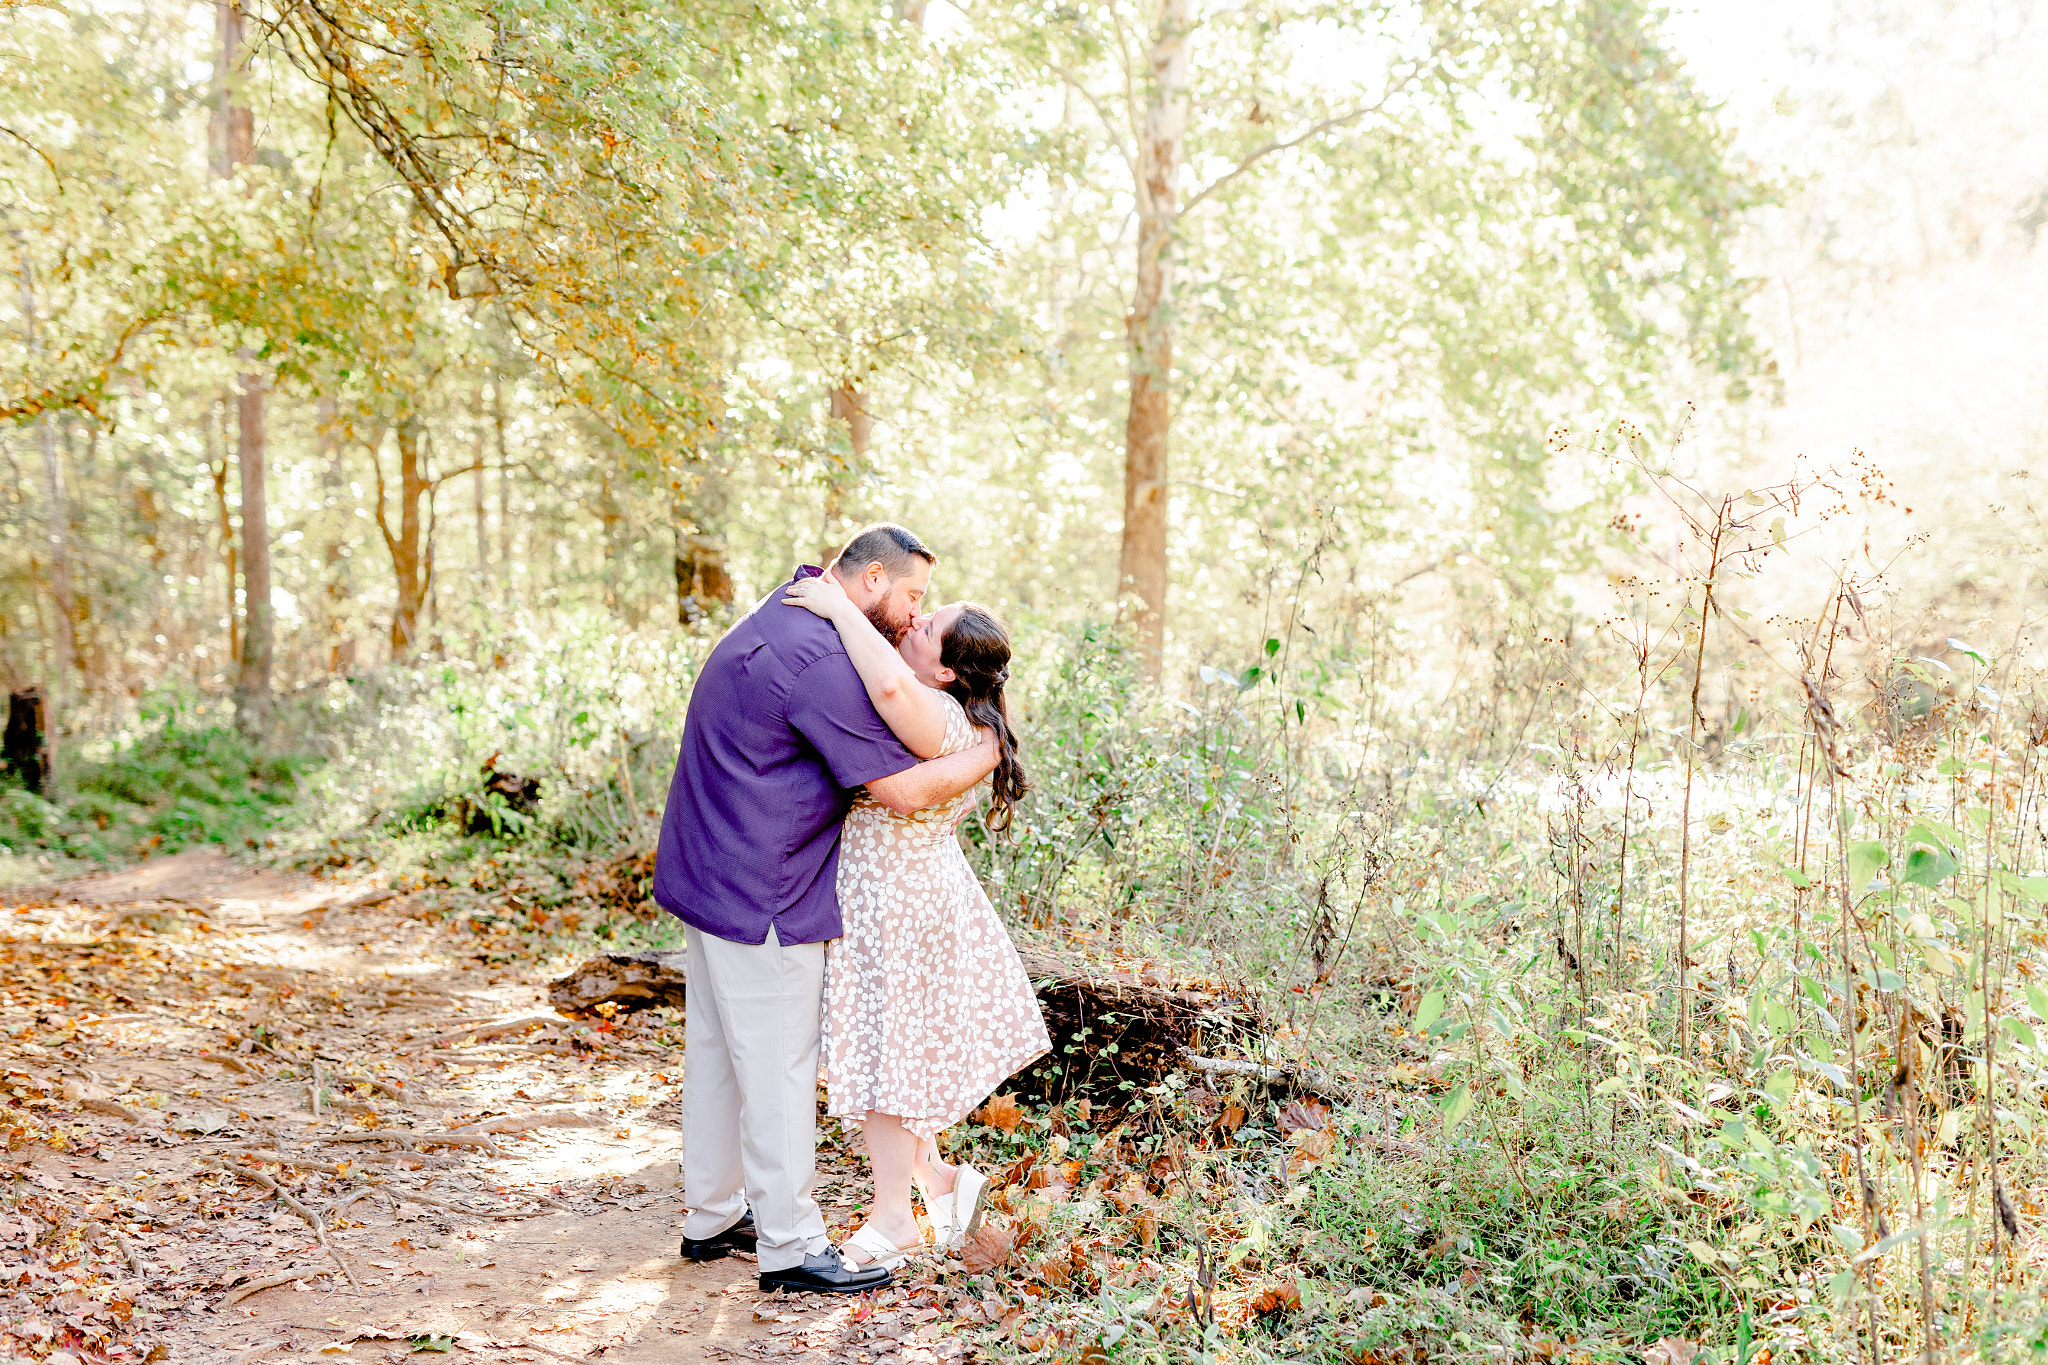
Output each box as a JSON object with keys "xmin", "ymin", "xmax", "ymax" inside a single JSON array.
[{"xmin": 653, "ymin": 567, "xmax": 918, "ymax": 945}]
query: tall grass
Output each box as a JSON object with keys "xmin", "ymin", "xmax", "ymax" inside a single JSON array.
[{"xmin": 23, "ymin": 451, "xmax": 2047, "ymax": 1361}]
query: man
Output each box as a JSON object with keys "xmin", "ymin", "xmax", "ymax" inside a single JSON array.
[{"xmin": 653, "ymin": 523, "xmax": 998, "ymax": 1294}]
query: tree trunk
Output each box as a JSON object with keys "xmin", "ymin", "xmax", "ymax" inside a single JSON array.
[
  {"xmin": 674, "ymin": 468, "xmax": 733, "ymax": 627},
  {"xmin": 823, "ymin": 381, "xmax": 873, "ymax": 564},
  {"xmin": 492, "ymin": 381, "xmax": 512, "ymax": 606},
  {"xmin": 14, "ymin": 241, "xmax": 74, "ymax": 788},
  {"xmin": 316, "ymin": 394, "xmax": 354, "ymax": 672},
  {"xmin": 473, "ymin": 386, "xmax": 490, "ymax": 594},
  {"xmin": 1119, "ymin": 0, "xmax": 1191, "ymax": 679},
  {"xmin": 234, "ymin": 375, "xmax": 273, "ymax": 726},
  {"xmin": 376, "ymin": 414, "xmax": 434, "ymax": 657},
  {"xmin": 218, "ymin": 0, "xmax": 271, "ymax": 731},
  {"xmin": 208, "ymin": 408, "xmax": 239, "ymax": 669}
]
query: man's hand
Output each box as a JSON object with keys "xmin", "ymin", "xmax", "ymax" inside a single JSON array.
[{"xmin": 865, "ymin": 730, "xmax": 998, "ymax": 816}]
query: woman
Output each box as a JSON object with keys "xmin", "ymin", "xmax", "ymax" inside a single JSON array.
[{"xmin": 782, "ymin": 573, "xmax": 1050, "ymax": 1271}]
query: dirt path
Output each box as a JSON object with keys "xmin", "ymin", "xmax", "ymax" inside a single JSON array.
[{"xmin": 1, "ymin": 852, "xmax": 1002, "ymax": 1364}]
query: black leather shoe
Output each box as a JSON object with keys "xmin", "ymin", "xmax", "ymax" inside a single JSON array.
[
  {"xmin": 681, "ymin": 1212, "xmax": 757, "ymax": 1262},
  {"xmin": 758, "ymin": 1250, "xmax": 892, "ymax": 1295}
]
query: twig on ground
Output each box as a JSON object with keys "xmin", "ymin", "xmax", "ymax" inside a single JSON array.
[
  {"xmin": 200, "ymin": 1050, "xmax": 261, "ymax": 1076},
  {"xmin": 454, "ymin": 1109, "xmax": 600, "ymax": 1135},
  {"xmin": 1178, "ymin": 1048, "xmax": 1349, "ymax": 1099},
  {"xmin": 389, "ymin": 1187, "xmax": 560, "ymax": 1220},
  {"xmin": 224, "ymin": 1265, "xmax": 334, "ymax": 1305},
  {"xmin": 196, "ymin": 1157, "xmax": 363, "ymax": 1290},
  {"xmin": 80, "ymin": 1097, "xmax": 140, "ymax": 1123}
]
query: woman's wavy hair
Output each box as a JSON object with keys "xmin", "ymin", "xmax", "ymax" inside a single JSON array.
[{"xmin": 939, "ymin": 603, "xmax": 1028, "ymax": 833}]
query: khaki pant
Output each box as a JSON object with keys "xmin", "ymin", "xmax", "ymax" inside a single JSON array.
[{"xmin": 681, "ymin": 924, "xmax": 829, "ymax": 1273}]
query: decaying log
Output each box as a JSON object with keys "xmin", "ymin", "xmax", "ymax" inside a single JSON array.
[
  {"xmin": 548, "ymin": 950, "xmax": 687, "ymax": 1015},
  {"xmin": 1009, "ymin": 947, "xmax": 1265, "ymax": 1108}
]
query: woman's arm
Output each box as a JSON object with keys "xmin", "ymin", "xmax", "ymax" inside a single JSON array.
[{"xmin": 783, "ymin": 574, "xmax": 950, "ymax": 758}]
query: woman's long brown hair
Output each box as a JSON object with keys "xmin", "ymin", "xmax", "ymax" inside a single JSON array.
[{"xmin": 939, "ymin": 603, "xmax": 1029, "ymax": 832}]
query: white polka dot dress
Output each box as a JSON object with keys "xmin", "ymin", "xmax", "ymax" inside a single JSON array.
[{"xmin": 823, "ymin": 692, "xmax": 1050, "ymax": 1139}]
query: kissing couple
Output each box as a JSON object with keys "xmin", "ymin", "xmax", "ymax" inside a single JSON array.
[{"xmin": 652, "ymin": 523, "xmax": 1052, "ymax": 1294}]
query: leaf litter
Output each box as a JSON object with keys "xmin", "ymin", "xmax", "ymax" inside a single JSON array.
[{"xmin": 0, "ymin": 849, "xmax": 1048, "ymax": 1364}]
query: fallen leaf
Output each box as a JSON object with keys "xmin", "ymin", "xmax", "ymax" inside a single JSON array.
[
  {"xmin": 977, "ymin": 1094, "xmax": 1024, "ymax": 1134},
  {"xmin": 961, "ymin": 1223, "xmax": 1016, "ymax": 1274},
  {"xmin": 1276, "ymin": 1099, "xmax": 1329, "ymax": 1134},
  {"xmin": 1251, "ymin": 1281, "xmax": 1302, "ymax": 1318},
  {"xmin": 1216, "ymin": 1099, "xmax": 1247, "ymax": 1131},
  {"xmin": 170, "ymin": 1109, "xmax": 232, "ymax": 1135},
  {"xmin": 1644, "ymin": 1339, "xmax": 1701, "ymax": 1365}
]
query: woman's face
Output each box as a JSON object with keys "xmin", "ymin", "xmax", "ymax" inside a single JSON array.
[{"xmin": 898, "ymin": 601, "xmax": 963, "ymax": 689}]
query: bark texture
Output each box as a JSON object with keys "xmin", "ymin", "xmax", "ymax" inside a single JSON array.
[
  {"xmin": 1119, "ymin": 0, "xmax": 1192, "ymax": 677},
  {"xmin": 219, "ymin": 0, "xmax": 272, "ymax": 731},
  {"xmin": 823, "ymin": 381, "xmax": 873, "ymax": 564},
  {"xmin": 375, "ymin": 414, "xmax": 435, "ymax": 656}
]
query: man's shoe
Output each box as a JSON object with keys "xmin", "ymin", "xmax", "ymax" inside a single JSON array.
[
  {"xmin": 758, "ymin": 1250, "xmax": 892, "ymax": 1295},
  {"xmin": 681, "ymin": 1213, "xmax": 757, "ymax": 1263}
]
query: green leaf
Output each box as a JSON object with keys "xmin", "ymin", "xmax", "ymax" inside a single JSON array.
[
  {"xmin": 2026, "ymin": 983, "xmax": 2048, "ymax": 1020},
  {"xmin": 1438, "ymin": 1084, "xmax": 1474, "ymax": 1128},
  {"xmin": 1847, "ymin": 841, "xmax": 1889, "ymax": 894},
  {"xmin": 2005, "ymin": 1016, "xmax": 2040, "ymax": 1050},
  {"xmin": 1238, "ymin": 666, "xmax": 1263, "ymax": 691},
  {"xmin": 411, "ymin": 1336, "xmax": 456, "ymax": 1354},
  {"xmin": 1414, "ymin": 990, "xmax": 1446, "ymax": 1032},
  {"xmin": 2021, "ymin": 877, "xmax": 2048, "ymax": 903},
  {"xmin": 1264, "ymin": 637, "xmax": 1281, "ymax": 657},
  {"xmin": 1900, "ymin": 843, "xmax": 1960, "ymax": 889}
]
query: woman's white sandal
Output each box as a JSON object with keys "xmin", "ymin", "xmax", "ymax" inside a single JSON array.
[
  {"xmin": 841, "ymin": 1224, "xmax": 918, "ymax": 1272},
  {"xmin": 932, "ymin": 1165, "xmax": 989, "ymax": 1252}
]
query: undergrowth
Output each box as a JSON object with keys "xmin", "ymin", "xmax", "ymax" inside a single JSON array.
[
  {"xmin": 0, "ymin": 699, "xmax": 311, "ymax": 877},
  {"xmin": 19, "ymin": 455, "xmax": 2048, "ymax": 1363}
]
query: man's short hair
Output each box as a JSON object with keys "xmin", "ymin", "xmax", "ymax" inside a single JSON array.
[{"xmin": 833, "ymin": 523, "xmax": 937, "ymax": 580}]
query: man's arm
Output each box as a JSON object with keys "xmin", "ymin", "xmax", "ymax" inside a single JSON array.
[{"xmin": 864, "ymin": 734, "xmax": 998, "ymax": 816}]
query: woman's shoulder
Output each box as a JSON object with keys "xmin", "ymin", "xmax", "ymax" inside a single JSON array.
[{"xmin": 936, "ymin": 689, "xmax": 976, "ymax": 755}]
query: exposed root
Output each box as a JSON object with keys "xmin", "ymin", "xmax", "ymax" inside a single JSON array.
[{"xmin": 196, "ymin": 1157, "xmax": 363, "ymax": 1291}]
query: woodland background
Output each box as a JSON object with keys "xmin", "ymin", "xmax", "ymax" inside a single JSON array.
[{"xmin": 7, "ymin": 2, "xmax": 2048, "ymax": 1364}]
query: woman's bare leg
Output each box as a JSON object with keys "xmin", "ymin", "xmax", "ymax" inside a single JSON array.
[
  {"xmin": 847, "ymin": 1112, "xmax": 922, "ymax": 1265},
  {"xmin": 915, "ymin": 1133, "xmax": 958, "ymax": 1199}
]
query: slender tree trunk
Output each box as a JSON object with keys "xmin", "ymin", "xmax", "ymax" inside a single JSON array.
[
  {"xmin": 13, "ymin": 243, "xmax": 74, "ymax": 788},
  {"xmin": 492, "ymin": 381, "xmax": 511, "ymax": 606},
  {"xmin": 208, "ymin": 408, "xmax": 240, "ymax": 669},
  {"xmin": 674, "ymin": 467, "xmax": 733, "ymax": 627},
  {"xmin": 375, "ymin": 414, "xmax": 434, "ymax": 656},
  {"xmin": 823, "ymin": 381, "xmax": 873, "ymax": 564},
  {"xmin": 235, "ymin": 375, "xmax": 273, "ymax": 723},
  {"xmin": 218, "ymin": 0, "xmax": 272, "ymax": 731},
  {"xmin": 1119, "ymin": 0, "xmax": 1191, "ymax": 678},
  {"xmin": 473, "ymin": 387, "xmax": 489, "ymax": 596},
  {"xmin": 316, "ymin": 394, "xmax": 355, "ymax": 672}
]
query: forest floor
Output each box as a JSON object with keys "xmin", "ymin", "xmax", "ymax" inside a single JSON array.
[{"xmin": 1, "ymin": 851, "xmax": 1005, "ymax": 1365}]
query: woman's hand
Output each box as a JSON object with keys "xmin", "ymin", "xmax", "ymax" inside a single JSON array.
[{"xmin": 783, "ymin": 573, "xmax": 854, "ymax": 620}]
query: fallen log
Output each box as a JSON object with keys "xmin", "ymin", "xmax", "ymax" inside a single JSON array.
[
  {"xmin": 1009, "ymin": 946, "xmax": 1265, "ymax": 1110},
  {"xmin": 548, "ymin": 950, "xmax": 687, "ymax": 1015}
]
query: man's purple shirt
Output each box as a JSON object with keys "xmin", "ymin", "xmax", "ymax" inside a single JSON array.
[{"xmin": 654, "ymin": 567, "xmax": 917, "ymax": 945}]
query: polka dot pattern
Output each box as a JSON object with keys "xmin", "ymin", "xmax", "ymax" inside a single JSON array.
[{"xmin": 823, "ymin": 691, "xmax": 1051, "ymax": 1139}]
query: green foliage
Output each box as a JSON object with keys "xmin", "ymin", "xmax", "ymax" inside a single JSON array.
[{"xmin": 0, "ymin": 706, "xmax": 310, "ymax": 869}]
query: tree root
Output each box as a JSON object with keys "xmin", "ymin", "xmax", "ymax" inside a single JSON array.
[
  {"xmin": 223, "ymin": 1265, "xmax": 334, "ymax": 1304},
  {"xmin": 196, "ymin": 1157, "xmax": 362, "ymax": 1291}
]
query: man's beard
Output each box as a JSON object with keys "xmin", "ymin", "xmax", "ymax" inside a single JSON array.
[{"xmin": 864, "ymin": 600, "xmax": 910, "ymax": 647}]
